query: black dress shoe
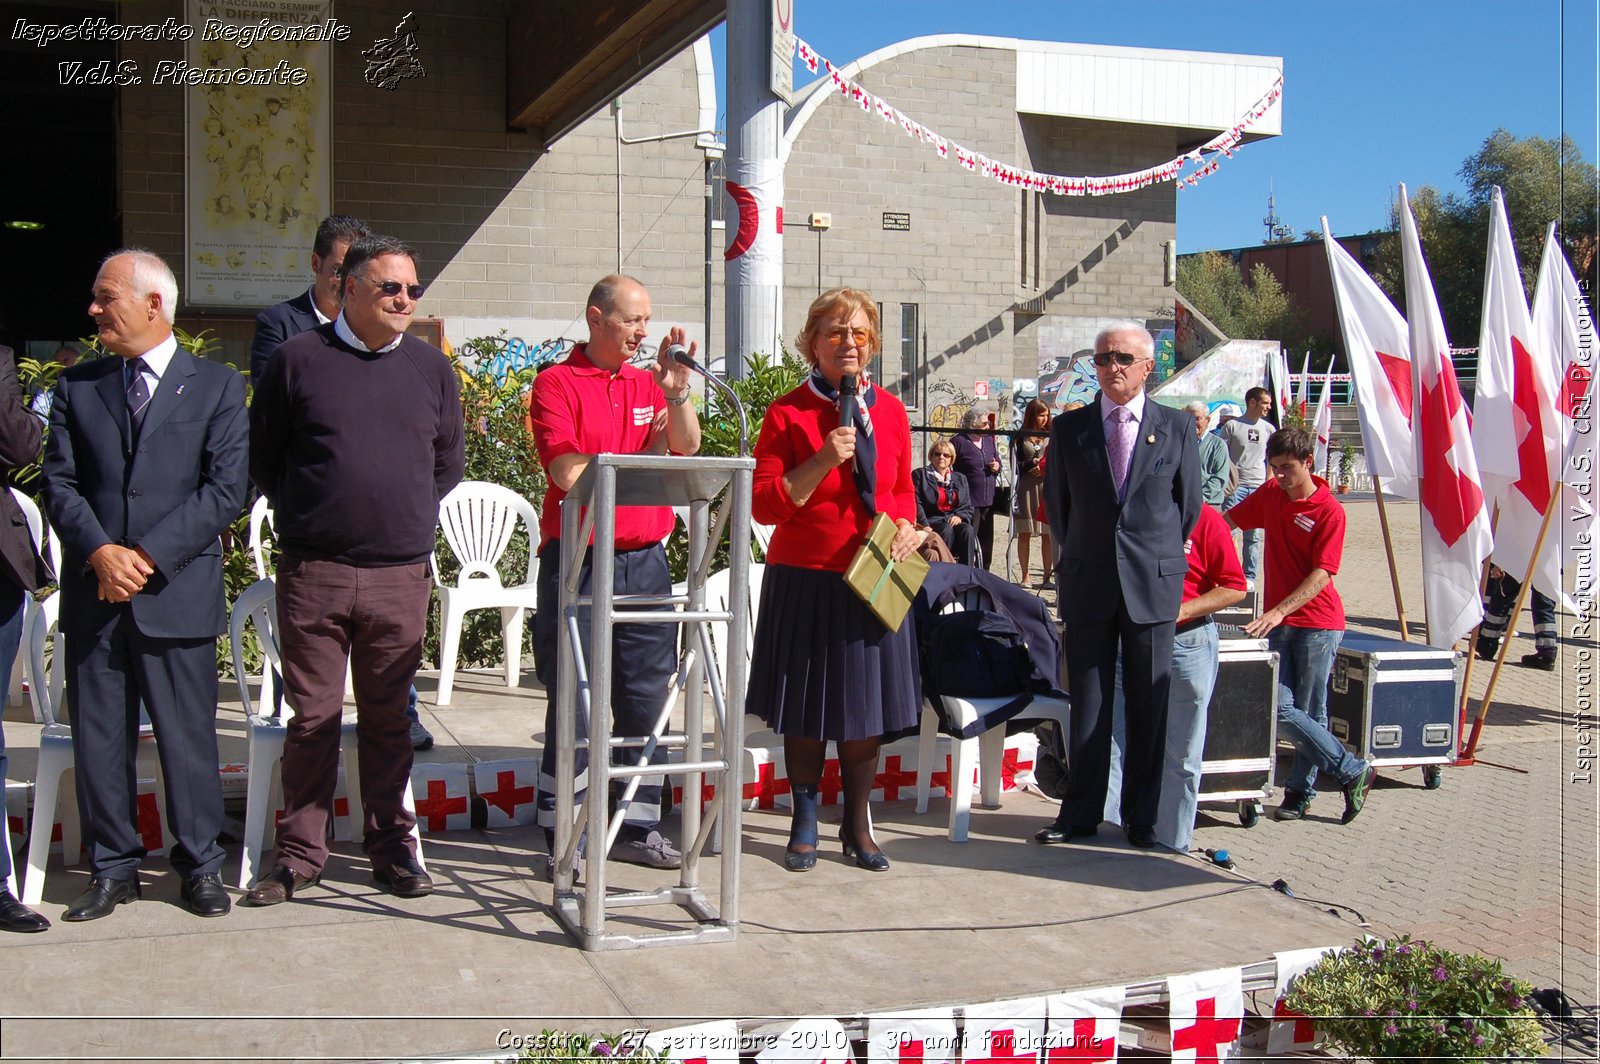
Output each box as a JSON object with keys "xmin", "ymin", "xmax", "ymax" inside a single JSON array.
[
  {"xmin": 62, "ymin": 876, "xmax": 140, "ymax": 922},
  {"xmin": 181, "ymin": 872, "xmax": 232, "ymax": 918},
  {"xmin": 243, "ymin": 864, "xmax": 321, "ymax": 907},
  {"xmin": 0, "ymin": 889, "xmax": 50, "ymax": 933},
  {"xmin": 1126, "ymin": 825, "xmax": 1158, "ymax": 849},
  {"xmin": 372, "ymin": 859, "xmax": 433, "ymax": 898},
  {"xmin": 1032, "ymin": 822, "xmax": 1097, "ymax": 845}
]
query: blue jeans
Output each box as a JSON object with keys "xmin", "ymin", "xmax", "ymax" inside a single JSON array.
[
  {"xmin": 1104, "ymin": 621, "xmax": 1220, "ymax": 851},
  {"xmin": 1269, "ymin": 625, "xmax": 1364, "ymax": 798},
  {"xmin": 0, "ymin": 584, "xmax": 23, "ymax": 883},
  {"xmin": 1223, "ymin": 485, "xmax": 1263, "ymax": 580}
]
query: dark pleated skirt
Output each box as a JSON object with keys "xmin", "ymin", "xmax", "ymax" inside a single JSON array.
[{"xmin": 746, "ymin": 564, "xmax": 923, "ymax": 742}]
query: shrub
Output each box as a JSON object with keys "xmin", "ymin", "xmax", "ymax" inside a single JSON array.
[{"xmin": 1285, "ymin": 934, "xmax": 1547, "ymax": 1060}]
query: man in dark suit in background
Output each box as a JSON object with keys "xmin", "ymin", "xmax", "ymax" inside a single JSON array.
[
  {"xmin": 249, "ymin": 215, "xmax": 370, "ymax": 385},
  {"xmin": 43, "ymin": 250, "xmax": 249, "ymax": 921},
  {"xmin": 0, "ymin": 343, "xmax": 51, "ymax": 932},
  {"xmin": 1039, "ymin": 320, "xmax": 1200, "ymax": 849}
]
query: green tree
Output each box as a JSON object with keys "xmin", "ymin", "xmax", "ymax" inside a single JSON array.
[
  {"xmin": 1176, "ymin": 251, "xmax": 1313, "ymax": 348},
  {"xmin": 1369, "ymin": 128, "xmax": 1599, "ymax": 344}
]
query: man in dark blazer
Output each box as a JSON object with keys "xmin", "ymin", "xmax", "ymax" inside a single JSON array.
[
  {"xmin": 249, "ymin": 214, "xmax": 370, "ymax": 384},
  {"xmin": 0, "ymin": 343, "xmax": 51, "ymax": 933},
  {"xmin": 1039, "ymin": 321, "xmax": 1200, "ymax": 848},
  {"xmin": 43, "ymin": 250, "xmax": 249, "ymax": 921}
]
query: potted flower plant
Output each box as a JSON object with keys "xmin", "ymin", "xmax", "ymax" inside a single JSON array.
[
  {"xmin": 1337, "ymin": 438, "xmax": 1358, "ymax": 494},
  {"xmin": 1285, "ymin": 935, "xmax": 1547, "ymax": 1060}
]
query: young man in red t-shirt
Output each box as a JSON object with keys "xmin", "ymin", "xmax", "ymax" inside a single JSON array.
[{"xmin": 1227, "ymin": 427, "xmax": 1375, "ymax": 824}]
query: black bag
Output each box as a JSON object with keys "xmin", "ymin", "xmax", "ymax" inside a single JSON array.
[
  {"xmin": 1032, "ymin": 719, "xmax": 1070, "ymax": 799},
  {"xmin": 918, "ymin": 607, "xmax": 1035, "ymax": 738}
]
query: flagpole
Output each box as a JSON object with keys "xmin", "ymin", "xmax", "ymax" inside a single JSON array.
[
  {"xmin": 1457, "ymin": 506, "xmax": 1500, "ymax": 721},
  {"xmin": 1371, "ymin": 475, "xmax": 1410, "ymax": 641},
  {"xmin": 1461, "ymin": 491, "xmax": 1562, "ymax": 760}
]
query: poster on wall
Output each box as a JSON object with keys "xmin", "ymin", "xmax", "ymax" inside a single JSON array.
[{"xmin": 184, "ymin": 0, "xmax": 336, "ymax": 308}]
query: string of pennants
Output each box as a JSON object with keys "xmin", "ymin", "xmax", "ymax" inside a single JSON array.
[{"xmin": 794, "ymin": 38, "xmax": 1283, "ymax": 196}]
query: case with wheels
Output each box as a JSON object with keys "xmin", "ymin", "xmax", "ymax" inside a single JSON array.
[
  {"xmin": 1327, "ymin": 631, "xmax": 1460, "ymax": 787},
  {"xmin": 1198, "ymin": 629, "xmax": 1278, "ymax": 826}
]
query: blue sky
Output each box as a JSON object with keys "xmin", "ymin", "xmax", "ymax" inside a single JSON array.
[{"xmin": 712, "ymin": 1, "xmax": 1598, "ymax": 253}]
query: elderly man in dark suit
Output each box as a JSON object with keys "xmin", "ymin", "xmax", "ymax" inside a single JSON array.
[
  {"xmin": 0, "ymin": 344, "xmax": 51, "ymax": 932},
  {"xmin": 43, "ymin": 249, "xmax": 249, "ymax": 921},
  {"xmin": 248, "ymin": 214, "xmax": 370, "ymax": 384},
  {"xmin": 1038, "ymin": 321, "xmax": 1200, "ymax": 849}
]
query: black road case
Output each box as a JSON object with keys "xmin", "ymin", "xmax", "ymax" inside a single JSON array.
[
  {"xmin": 1327, "ymin": 631, "xmax": 1460, "ymax": 789},
  {"xmin": 1199, "ymin": 631, "xmax": 1279, "ymax": 826}
]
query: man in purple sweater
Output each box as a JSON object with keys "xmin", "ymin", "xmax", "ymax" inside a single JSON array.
[{"xmin": 245, "ymin": 235, "xmax": 465, "ymax": 906}]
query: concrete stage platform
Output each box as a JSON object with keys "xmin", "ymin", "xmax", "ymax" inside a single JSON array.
[{"xmin": 1, "ymin": 769, "xmax": 1351, "ymax": 1063}]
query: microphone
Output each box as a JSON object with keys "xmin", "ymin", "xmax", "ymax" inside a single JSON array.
[
  {"xmin": 666, "ymin": 343, "xmax": 749, "ymax": 457},
  {"xmin": 838, "ymin": 374, "xmax": 859, "ymax": 432}
]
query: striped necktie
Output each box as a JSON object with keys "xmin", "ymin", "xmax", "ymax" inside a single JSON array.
[{"xmin": 126, "ymin": 357, "xmax": 151, "ymax": 435}]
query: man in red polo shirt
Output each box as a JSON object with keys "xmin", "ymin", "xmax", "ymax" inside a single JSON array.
[
  {"xmin": 1227, "ymin": 426, "xmax": 1375, "ymax": 825},
  {"xmin": 527, "ymin": 274, "xmax": 702, "ymax": 871}
]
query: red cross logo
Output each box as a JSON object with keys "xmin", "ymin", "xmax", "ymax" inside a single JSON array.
[
  {"xmin": 874, "ymin": 755, "xmax": 919, "ymax": 801},
  {"xmin": 1418, "ymin": 358, "xmax": 1484, "ymax": 548},
  {"xmin": 1508, "ymin": 336, "xmax": 1554, "ymax": 512},
  {"xmin": 481, "ymin": 769, "xmax": 535, "ymax": 819},
  {"xmin": 742, "ymin": 761, "xmax": 791, "ymax": 809},
  {"xmin": 1375, "ymin": 350, "xmax": 1414, "ymax": 427},
  {"xmin": 1560, "ymin": 361, "xmax": 1593, "ymax": 420},
  {"xmin": 817, "ymin": 759, "xmax": 845, "ymax": 805},
  {"xmin": 970, "ymin": 1028, "xmax": 1037, "ymax": 1064},
  {"xmin": 1171, "ymin": 996, "xmax": 1240, "ymax": 1062},
  {"xmin": 1272, "ymin": 998, "xmax": 1317, "ymax": 1045},
  {"xmin": 896, "ymin": 1038, "xmax": 924, "ymax": 1064},
  {"xmin": 1000, "ymin": 748, "xmax": 1026, "ymax": 790},
  {"xmin": 1046, "ymin": 1018, "xmax": 1114, "ymax": 1061},
  {"xmin": 415, "ymin": 778, "xmax": 468, "ymax": 832}
]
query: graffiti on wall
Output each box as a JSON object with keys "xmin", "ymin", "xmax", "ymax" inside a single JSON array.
[{"xmin": 1150, "ymin": 339, "xmax": 1276, "ymax": 412}]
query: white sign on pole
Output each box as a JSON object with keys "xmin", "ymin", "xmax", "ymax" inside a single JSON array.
[{"xmin": 770, "ymin": 0, "xmax": 795, "ymax": 104}]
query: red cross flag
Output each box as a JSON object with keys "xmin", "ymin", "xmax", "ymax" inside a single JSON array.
[
  {"xmin": 1268, "ymin": 349, "xmax": 1292, "ymax": 427},
  {"xmin": 756, "ymin": 1018, "xmax": 850, "ymax": 1064},
  {"xmin": 1323, "ymin": 216, "xmax": 1416, "ymax": 497},
  {"xmin": 1166, "ymin": 967, "xmax": 1243, "ymax": 1062},
  {"xmin": 410, "ymin": 762, "xmax": 471, "ymax": 833},
  {"xmin": 474, "ymin": 758, "xmax": 538, "ymax": 827},
  {"xmin": 962, "ymin": 997, "xmax": 1047, "ymax": 1064},
  {"xmin": 1532, "ymin": 222, "xmax": 1598, "ymax": 574},
  {"xmin": 1474, "ymin": 188, "xmax": 1562, "ymax": 600},
  {"xmin": 1312, "ymin": 356, "xmax": 1335, "ymax": 474},
  {"xmin": 1399, "ymin": 183, "xmax": 1493, "ymax": 649},
  {"xmin": 1266, "ymin": 947, "xmax": 1336, "ymax": 1054},
  {"xmin": 865, "ymin": 1006, "xmax": 958, "ymax": 1064},
  {"xmin": 644, "ymin": 1020, "xmax": 741, "ymax": 1064},
  {"xmin": 1045, "ymin": 985, "xmax": 1125, "ymax": 1062}
]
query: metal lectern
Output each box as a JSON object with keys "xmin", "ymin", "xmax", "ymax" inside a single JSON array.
[{"xmin": 551, "ymin": 453, "xmax": 754, "ymax": 950}]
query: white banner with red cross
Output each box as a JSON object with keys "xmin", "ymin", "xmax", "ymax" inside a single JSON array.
[
  {"xmin": 411, "ymin": 761, "xmax": 471, "ymax": 834},
  {"xmin": 474, "ymin": 757, "xmax": 539, "ymax": 827},
  {"xmin": 1266, "ymin": 948, "xmax": 1335, "ymax": 1054},
  {"xmin": 1166, "ymin": 967, "xmax": 1244, "ymax": 1062},
  {"xmin": 643, "ymin": 1019, "xmax": 742, "ymax": 1064},
  {"xmin": 962, "ymin": 996, "xmax": 1047, "ymax": 1064},
  {"xmin": 756, "ymin": 1017, "xmax": 851, "ymax": 1064},
  {"xmin": 865, "ymin": 1006, "xmax": 957, "ymax": 1064},
  {"xmin": 1045, "ymin": 985, "xmax": 1125, "ymax": 1063}
]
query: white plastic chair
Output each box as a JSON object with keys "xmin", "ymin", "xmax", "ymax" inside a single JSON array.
[
  {"xmin": 247, "ymin": 494, "xmax": 276, "ymax": 579},
  {"xmin": 21, "ymin": 594, "xmax": 168, "ymax": 903},
  {"xmin": 913, "ymin": 592, "xmax": 1072, "ymax": 842},
  {"xmin": 431, "ymin": 481, "xmax": 540, "ymax": 706},
  {"xmin": 9, "ymin": 488, "xmax": 59, "ymax": 718},
  {"xmin": 230, "ymin": 576, "xmax": 425, "ymax": 888}
]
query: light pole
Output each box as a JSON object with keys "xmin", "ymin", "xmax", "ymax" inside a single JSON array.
[{"xmin": 808, "ymin": 211, "xmax": 831, "ymax": 295}]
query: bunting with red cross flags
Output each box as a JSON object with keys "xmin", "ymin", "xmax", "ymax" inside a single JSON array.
[
  {"xmin": 1045, "ymin": 985, "xmax": 1125, "ymax": 1062},
  {"xmin": 1265, "ymin": 947, "xmax": 1336, "ymax": 1054},
  {"xmin": 410, "ymin": 761, "xmax": 471, "ymax": 833},
  {"xmin": 1165, "ymin": 967, "xmax": 1244, "ymax": 1062},
  {"xmin": 962, "ymin": 996, "xmax": 1047, "ymax": 1064},
  {"xmin": 474, "ymin": 758, "xmax": 538, "ymax": 827},
  {"xmin": 865, "ymin": 1006, "xmax": 958, "ymax": 1064},
  {"xmin": 756, "ymin": 1018, "xmax": 851, "ymax": 1064},
  {"xmin": 643, "ymin": 1019, "xmax": 742, "ymax": 1064}
]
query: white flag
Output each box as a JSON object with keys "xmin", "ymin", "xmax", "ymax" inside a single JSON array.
[
  {"xmin": 865, "ymin": 1008, "xmax": 957, "ymax": 1064},
  {"xmin": 1046, "ymin": 985, "xmax": 1124, "ymax": 1062},
  {"xmin": 644, "ymin": 1022, "xmax": 742, "ymax": 1064},
  {"xmin": 962, "ymin": 997, "xmax": 1046, "ymax": 1064},
  {"xmin": 1268, "ymin": 347, "xmax": 1292, "ymax": 423},
  {"xmin": 1323, "ymin": 217, "xmax": 1417, "ymax": 496},
  {"xmin": 1313, "ymin": 356, "xmax": 1335, "ymax": 474},
  {"xmin": 756, "ymin": 1019, "xmax": 850, "ymax": 1064},
  {"xmin": 1166, "ymin": 967, "xmax": 1243, "ymax": 1062},
  {"xmin": 1474, "ymin": 188, "xmax": 1563, "ymax": 600},
  {"xmin": 1531, "ymin": 223, "xmax": 1598, "ymax": 560},
  {"xmin": 1400, "ymin": 183, "xmax": 1493, "ymax": 649},
  {"xmin": 1267, "ymin": 947, "xmax": 1337, "ymax": 1054},
  {"xmin": 1296, "ymin": 350, "xmax": 1312, "ymax": 419}
]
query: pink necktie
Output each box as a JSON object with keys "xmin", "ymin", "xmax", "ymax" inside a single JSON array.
[{"xmin": 1108, "ymin": 406, "xmax": 1135, "ymax": 499}]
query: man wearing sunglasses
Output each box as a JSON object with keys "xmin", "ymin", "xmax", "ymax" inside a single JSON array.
[
  {"xmin": 1036, "ymin": 321, "xmax": 1200, "ymax": 850},
  {"xmin": 247, "ymin": 235, "xmax": 465, "ymax": 907}
]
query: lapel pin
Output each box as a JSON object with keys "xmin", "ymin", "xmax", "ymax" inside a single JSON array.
[
  {"xmin": 175, "ymin": 385, "xmax": 185, "ymax": 396},
  {"xmin": 1146, "ymin": 434, "xmax": 1156, "ymax": 444}
]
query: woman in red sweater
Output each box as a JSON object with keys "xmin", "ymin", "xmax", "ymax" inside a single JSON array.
[{"xmin": 747, "ymin": 288, "xmax": 922, "ymax": 873}]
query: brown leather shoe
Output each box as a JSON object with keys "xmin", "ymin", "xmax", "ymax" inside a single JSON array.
[
  {"xmin": 372, "ymin": 859, "xmax": 432, "ymax": 898},
  {"xmin": 242, "ymin": 864, "xmax": 321, "ymax": 907}
]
